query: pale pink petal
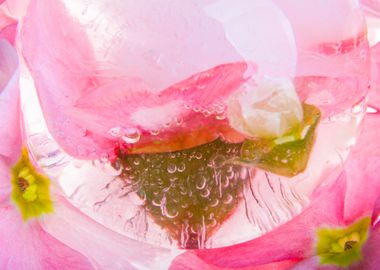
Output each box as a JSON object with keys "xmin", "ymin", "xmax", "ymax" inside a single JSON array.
[
  {"xmin": 273, "ymin": 1, "xmax": 366, "ymax": 77},
  {"xmin": 1, "ymin": 0, "xmax": 29, "ymax": 19},
  {"xmin": 183, "ymin": 176, "xmax": 347, "ymax": 269},
  {"xmin": 21, "ymin": 0, "xmax": 296, "ymax": 159},
  {"xmin": 0, "ymin": 203, "xmax": 93, "ymax": 270},
  {"xmin": 361, "ymin": 0, "xmax": 380, "ymax": 16},
  {"xmin": 40, "ymin": 198, "xmax": 180, "ymax": 270},
  {"xmin": 0, "ymin": 39, "xmax": 21, "ymax": 163},
  {"xmin": 342, "ymin": 46, "xmax": 380, "ymax": 223},
  {"xmin": 0, "ymin": 159, "xmax": 11, "ymax": 200},
  {"xmin": 0, "ymin": 5, "xmax": 14, "ymax": 30}
]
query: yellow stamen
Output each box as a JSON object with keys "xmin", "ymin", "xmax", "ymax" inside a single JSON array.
[{"xmin": 11, "ymin": 148, "xmax": 54, "ymax": 221}]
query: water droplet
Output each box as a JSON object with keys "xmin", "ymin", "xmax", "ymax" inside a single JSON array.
[
  {"xmin": 108, "ymin": 126, "xmax": 123, "ymax": 138},
  {"xmin": 193, "ymin": 106, "xmax": 201, "ymax": 112},
  {"xmin": 167, "ymin": 164, "xmax": 177, "ymax": 174},
  {"xmin": 152, "ymin": 198, "xmax": 161, "ymax": 206},
  {"xmin": 216, "ymin": 113, "xmax": 226, "ymax": 120},
  {"xmin": 164, "ymin": 208, "xmax": 179, "ymax": 219},
  {"xmin": 150, "ymin": 129, "xmax": 160, "ymax": 136},
  {"xmin": 202, "ymin": 110, "xmax": 212, "ymax": 117},
  {"xmin": 195, "ymin": 153, "xmax": 203, "ymax": 160},
  {"xmin": 215, "ymin": 103, "xmax": 226, "ymax": 114},
  {"xmin": 196, "ymin": 176, "xmax": 207, "ymax": 190},
  {"xmin": 210, "ymin": 198, "xmax": 219, "ymax": 207},
  {"xmin": 200, "ymin": 188, "xmax": 211, "ymax": 198},
  {"xmin": 177, "ymin": 162, "xmax": 186, "ymax": 172},
  {"xmin": 222, "ymin": 177, "xmax": 230, "ymax": 188},
  {"xmin": 209, "ymin": 218, "xmax": 217, "ymax": 227},
  {"xmin": 223, "ymin": 194, "xmax": 233, "ymax": 204},
  {"xmin": 176, "ymin": 117, "xmax": 184, "ymax": 126},
  {"xmin": 121, "ymin": 130, "xmax": 141, "ymax": 144}
]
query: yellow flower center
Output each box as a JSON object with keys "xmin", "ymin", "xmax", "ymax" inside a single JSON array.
[
  {"xmin": 11, "ymin": 148, "xmax": 53, "ymax": 220},
  {"xmin": 330, "ymin": 232, "xmax": 361, "ymax": 253},
  {"xmin": 316, "ymin": 217, "xmax": 370, "ymax": 267}
]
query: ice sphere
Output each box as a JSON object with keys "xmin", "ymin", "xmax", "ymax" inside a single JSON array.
[{"xmin": 20, "ymin": 0, "xmax": 370, "ymax": 250}]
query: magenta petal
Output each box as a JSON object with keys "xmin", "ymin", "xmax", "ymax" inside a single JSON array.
[
  {"xmin": 0, "ymin": 22, "xmax": 16, "ymax": 44},
  {"xmin": 342, "ymin": 113, "xmax": 380, "ymax": 223},
  {"xmin": 342, "ymin": 50, "xmax": 380, "ymax": 223},
  {"xmin": 350, "ymin": 225, "xmax": 380, "ymax": 270},
  {"xmin": 290, "ymin": 257, "xmax": 339, "ymax": 270},
  {"xmin": 0, "ymin": 204, "xmax": 93, "ymax": 270},
  {"xmin": 169, "ymin": 251, "xmax": 298, "ymax": 270},
  {"xmin": 170, "ymin": 175, "xmax": 346, "ymax": 269}
]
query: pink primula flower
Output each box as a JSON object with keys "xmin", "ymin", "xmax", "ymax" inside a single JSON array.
[
  {"xmin": 0, "ymin": 39, "xmax": 177, "ymax": 270},
  {"xmin": 0, "ymin": 39, "xmax": 94, "ymax": 270}
]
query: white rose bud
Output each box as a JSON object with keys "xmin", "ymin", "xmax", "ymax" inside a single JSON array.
[{"xmin": 227, "ymin": 76, "xmax": 303, "ymax": 139}]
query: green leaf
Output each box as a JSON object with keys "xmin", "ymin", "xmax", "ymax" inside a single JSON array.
[
  {"xmin": 117, "ymin": 139, "xmax": 248, "ymax": 249},
  {"xmin": 239, "ymin": 103, "xmax": 321, "ymax": 177}
]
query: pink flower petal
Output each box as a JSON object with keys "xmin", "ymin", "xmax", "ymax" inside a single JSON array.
[
  {"xmin": 0, "ymin": 7, "xmax": 16, "ymax": 44},
  {"xmin": 0, "ymin": 203, "xmax": 93, "ymax": 270},
  {"xmin": 343, "ymin": 112, "xmax": 380, "ymax": 223},
  {"xmin": 350, "ymin": 225, "xmax": 380, "ymax": 270},
  {"xmin": 0, "ymin": 39, "xmax": 21, "ymax": 162},
  {"xmin": 342, "ymin": 45, "xmax": 380, "ymax": 223},
  {"xmin": 290, "ymin": 257, "xmax": 339, "ymax": 270},
  {"xmin": 20, "ymin": 0, "xmax": 296, "ymax": 159},
  {"xmin": 361, "ymin": 0, "xmax": 380, "ymax": 16},
  {"xmin": 170, "ymin": 251, "xmax": 298, "ymax": 270},
  {"xmin": 40, "ymin": 198, "xmax": 179, "ymax": 270},
  {"xmin": 0, "ymin": 22, "xmax": 16, "ymax": 44}
]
